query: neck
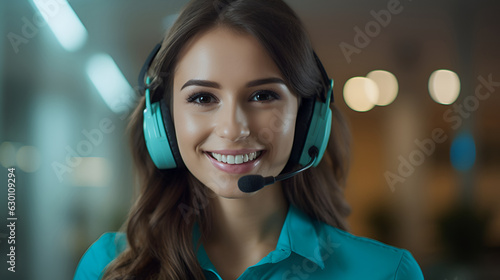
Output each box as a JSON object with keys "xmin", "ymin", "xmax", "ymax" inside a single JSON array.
[{"xmin": 205, "ymin": 182, "xmax": 288, "ymax": 249}]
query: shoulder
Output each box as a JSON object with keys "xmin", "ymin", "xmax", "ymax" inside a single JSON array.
[
  {"xmin": 315, "ymin": 223, "xmax": 424, "ymax": 279},
  {"xmin": 73, "ymin": 232, "xmax": 127, "ymax": 280}
]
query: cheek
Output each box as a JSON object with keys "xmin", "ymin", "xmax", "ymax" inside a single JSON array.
[
  {"xmin": 173, "ymin": 107, "xmax": 209, "ymax": 161},
  {"xmin": 254, "ymin": 105, "xmax": 298, "ymax": 165}
]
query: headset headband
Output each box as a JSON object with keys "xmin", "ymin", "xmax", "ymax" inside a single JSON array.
[{"xmin": 138, "ymin": 43, "xmax": 162, "ymax": 93}]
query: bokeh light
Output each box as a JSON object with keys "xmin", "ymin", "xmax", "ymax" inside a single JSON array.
[
  {"xmin": 86, "ymin": 53, "xmax": 136, "ymax": 114},
  {"xmin": 343, "ymin": 77, "xmax": 379, "ymax": 112},
  {"xmin": 428, "ymin": 69, "xmax": 461, "ymax": 105},
  {"xmin": 366, "ymin": 70, "xmax": 399, "ymax": 106},
  {"xmin": 31, "ymin": 0, "xmax": 88, "ymax": 51},
  {"xmin": 450, "ymin": 132, "xmax": 476, "ymax": 171},
  {"xmin": 16, "ymin": 145, "xmax": 42, "ymax": 173},
  {"xmin": 0, "ymin": 142, "xmax": 17, "ymax": 168},
  {"xmin": 72, "ymin": 157, "xmax": 111, "ymax": 187}
]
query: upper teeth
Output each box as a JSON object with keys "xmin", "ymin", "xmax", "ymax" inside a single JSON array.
[{"xmin": 210, "ymin": 152, "xmax": 261, "ymax": 164}]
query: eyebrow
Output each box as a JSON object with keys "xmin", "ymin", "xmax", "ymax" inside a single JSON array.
[{"xmin": 180, "ymin": 77, "xmax": 286, "ymax": 90}]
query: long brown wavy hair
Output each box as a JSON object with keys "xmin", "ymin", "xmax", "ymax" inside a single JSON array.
[{"xmin": 103, "ymin": 0, "xmax": 351, "ymax": 279}]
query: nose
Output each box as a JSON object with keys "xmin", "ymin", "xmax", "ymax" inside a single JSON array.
[{"xmin": 214, "ymin": 101, "xmax": 251, "ymax": 141}]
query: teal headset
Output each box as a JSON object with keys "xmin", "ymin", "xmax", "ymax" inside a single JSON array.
[{"xmin": 138, "ymin": 43, "xmax": 334, "ymax": 171}]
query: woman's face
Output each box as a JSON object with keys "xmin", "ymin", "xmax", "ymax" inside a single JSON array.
[{"xmin": 172, "ymin": 27, "xmax": 298, "ymax": 198}]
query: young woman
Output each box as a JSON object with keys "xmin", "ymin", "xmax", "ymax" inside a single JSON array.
[{"xmin": 74, "ymin": 0, "xmax": 424, "ymax": 279}]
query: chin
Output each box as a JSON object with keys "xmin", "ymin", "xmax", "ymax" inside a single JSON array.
[
  {"xmin": 212, "ymin": 185, "xmax": 255, "ymax": 199},
  {"xmin": 200, "ymin": 180, "xmax": 253, "ymax": 199}
]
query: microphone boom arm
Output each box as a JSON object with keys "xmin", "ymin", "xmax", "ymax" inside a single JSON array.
[
  {"xmin": 274, "ymin": 146, "xmax": 318, "ymax": 182},
  {"xmin": 237, "ymin": 146, "xmax": 319, "ymax": 193}
]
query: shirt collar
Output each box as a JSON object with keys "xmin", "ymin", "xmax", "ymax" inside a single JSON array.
[
  {"xmin": 193, "ymin": 204, "xmax": 325, "ymax": 272},
  {"xmin": 277, "ymin": 204, "xmax": 325, "ymax": 269}
]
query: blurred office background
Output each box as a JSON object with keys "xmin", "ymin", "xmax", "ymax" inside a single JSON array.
[{"xmin": 0, "ymin": 0, "xmax": 499, "ymax": 279}]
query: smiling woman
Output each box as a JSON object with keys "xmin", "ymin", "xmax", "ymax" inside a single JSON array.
[
  {"xmin": 73, "ymin": 0, "xmax": 423, "ymax": 279},
  {"xmin": 173, "ymin": 27, "xmax": 298, "ymax": 198}
]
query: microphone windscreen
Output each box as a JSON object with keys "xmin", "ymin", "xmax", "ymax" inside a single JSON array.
[{"xmin": 238, "ymin": 175, "xmax": 265, "ymax": 193}]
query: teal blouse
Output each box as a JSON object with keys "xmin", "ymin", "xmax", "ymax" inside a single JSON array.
[{"xmin": 74, "ymin": 205, "xmax": 424, "ymax": 279}]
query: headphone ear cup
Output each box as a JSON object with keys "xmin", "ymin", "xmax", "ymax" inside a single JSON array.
[
  {"xmin": 284, "ymin": 94, "xmax": 332, "ymax": 171},
  {"xmin": 299, "ymin": 99, "xmax": 332, "ymax": 167},
  {"xmin": 160, "ymin": 100, "xmax": 184, "ymax": 168},
  {"xmin": 143, "ymin": 99, "xmax": 179, "ymax": 169},
  {"xmin": 284, "ymin": 98, "xmax": 315, "ymax": 171}
]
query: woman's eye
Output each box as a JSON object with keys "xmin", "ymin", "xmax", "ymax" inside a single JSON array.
[
  {"xmin": 186, "ymin": 93, "xmax": 217, "ymax": 105},
  {"xmin": 250, "ymin": 90, "xmax": 280, "ymax": 102}
]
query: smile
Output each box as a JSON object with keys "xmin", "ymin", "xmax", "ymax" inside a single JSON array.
[
  {"xmin": 209, "ymin": 151, "xmax": 262, "ymax": 164},
  {"xmin": 204, "ymin": 150, "xmax": 265, "ymax": 174}
]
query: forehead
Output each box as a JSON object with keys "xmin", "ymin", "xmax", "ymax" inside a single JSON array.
[{"xmin": 173, "ymin": 27, "xmax": 283, "ymax": 86}]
